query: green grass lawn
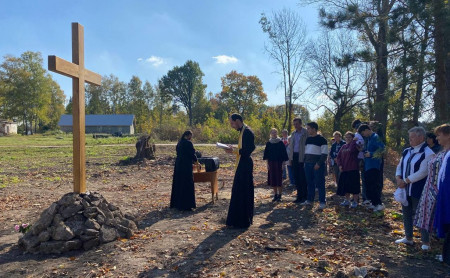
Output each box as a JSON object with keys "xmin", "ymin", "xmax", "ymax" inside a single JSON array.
[{"xmin": 0, "ymin": 133, "xmax": 138, "ymax": 146}]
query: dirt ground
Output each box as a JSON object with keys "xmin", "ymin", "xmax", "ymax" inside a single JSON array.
[{"xmin": 0, "ymin": 145, "xmax": 449, "ymax": 278}]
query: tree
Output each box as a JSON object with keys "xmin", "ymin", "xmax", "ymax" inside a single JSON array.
[
  {"xmin": 46, "ymin": 77, "xmax": 65, "ymax": 130},
  {"xmin": 311, "ymin": 0, "xmax": 406, "ymax": 136},
  {"xmin": 86, "ymin": 81, "xmax": 110, "ymax": 114},
  {"xmin": 305, "ymin": 30, "xmax": 368, "ymax": 131},
  {"xmin": 218, "ymin": 70, "xmax": 267, "ymax": 118},
  {"xmin": 260, "ymin": 8, "xmax": 308, "ymax": 132},
  {"xmin": 160, "ymin": 60, "xmax": 206, "ymax": 126},
  {"xmin": 0, "ymin": 51, "xmax": 57, "ymax": 134}
]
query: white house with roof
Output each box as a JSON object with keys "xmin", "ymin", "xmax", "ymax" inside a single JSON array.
[
  {"xmin": 0, "ymin": 119, "xmax": 18, "ymax": 136},
  {"xmin": 58, "ymin": 114, "xmax": 135, "ymax": 134}
]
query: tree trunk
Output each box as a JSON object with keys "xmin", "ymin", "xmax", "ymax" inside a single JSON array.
[
  {"xmin": 333, "ymin": 109, "xmax": 342, "ymax": 132},
  {"xmin": 395, "ymin": 44, "xmax": 408, "ymax": 148},
  {"xmin": 433, "ymin": 0, "xmax": 449, "ymax": 123},
  {"xmin": 374, "ymin": 17, "xmax": 389, "ymax": 138},
  {"xmin": 413, "ymin": 23, "xmax": 429, "ymax": 125}
]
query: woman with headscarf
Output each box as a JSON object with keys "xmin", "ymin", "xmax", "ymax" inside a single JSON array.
[{"xmin": 170, "ymin": 130, "xmax": 198, "ymax": 211}]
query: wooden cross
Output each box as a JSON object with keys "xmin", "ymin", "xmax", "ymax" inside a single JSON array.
[{"xmin": 48, "ymin": 23, "xmax": 101, "ymax": 194}]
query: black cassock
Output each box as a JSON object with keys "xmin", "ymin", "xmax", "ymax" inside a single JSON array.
[
  {"xmin": 170, "ymin": 138, "xmax": 197, "ymax": 210},
  {"xmin": 226, "ymin": 126, "xmax": 256, "ymax": 228}
]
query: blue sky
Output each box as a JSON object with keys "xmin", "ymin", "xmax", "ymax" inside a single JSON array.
[{"xmin": 0, "ymin": 0, "xmax": 321, "ymax": 111}]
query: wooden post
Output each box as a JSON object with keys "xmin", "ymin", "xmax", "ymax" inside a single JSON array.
[{"xmin": 48, "ymin": 23, "xmax": 101, "ymax": 193}]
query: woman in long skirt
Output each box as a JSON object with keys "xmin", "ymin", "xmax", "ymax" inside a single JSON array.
[
  {"xmin": 431, "ymin": 124, "xmax": 450, "ymax": 262},
  {"xmin": 263, "ymin": 128, "xmax": 289, "ymax": 201},
  {"xmin": 336, "ymin": 132, "xmax": 361, "ymax": 208}
]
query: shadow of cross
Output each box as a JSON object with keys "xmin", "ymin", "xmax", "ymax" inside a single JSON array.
[{"xmin": 48, "ymin": 22, "xmax": 101, "ymax": 194}]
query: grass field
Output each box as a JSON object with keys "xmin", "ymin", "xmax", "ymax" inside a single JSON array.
[{"xmin": 0, "ymin": 133, "xmax": 139, "ymax": 146}]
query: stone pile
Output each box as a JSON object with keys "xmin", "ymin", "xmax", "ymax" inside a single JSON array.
[{"xmin": 19, "ymin": 192, "xmax": 137, "ymax": 254}]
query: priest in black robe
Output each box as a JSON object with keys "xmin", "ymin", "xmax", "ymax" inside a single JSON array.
[
  {"xmin": 170, "ymin": 130, "xmax": 197, "ymax": 211},
  {"xmin": 225, "ymin": 114, "xmax": 255, "ymax": 228}
]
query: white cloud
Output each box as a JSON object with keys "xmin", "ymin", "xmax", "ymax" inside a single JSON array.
[
  {"xmin": 138, "ymin": 56, "xmax": 165, "ymax": 67},
  {"xmin": 212, "ymin": 55, "xmax": 238, "ymax": 64}
]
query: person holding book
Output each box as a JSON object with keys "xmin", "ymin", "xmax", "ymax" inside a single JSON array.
[
  {"xmin": 223, "ymin": 113, "xmax": 256, "ymax": 228},
  {"xmin": 263, "ymin": 128, "xmax": 289, "ymax": 201}
]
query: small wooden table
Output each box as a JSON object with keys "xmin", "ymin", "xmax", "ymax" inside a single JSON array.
[{"xmin": 193, "ymin": 170, "xmax": 219, "ymax": 203}]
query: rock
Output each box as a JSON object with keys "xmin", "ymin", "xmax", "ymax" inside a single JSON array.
[
  {"xmin": 353, "ymin": 267, "xmax": 367, "ymax": 277},
  {"xmin": 96, "ymin": 214, "xmax": 106, "ymax": 225},
  {"xmin": 82, "ymin": 194, "xmax": 92, "ymax": 203},
  {"xmin": 99, "ymin": 225, "xmax": 118, "ymax": 243},
  {"xmin": 105, "ymin": 217, "xmax": 118, "ymax": 227},
  {"xmin": 85, "ymin": 219, "xmax": 101, "ymax": 230},
  {"xmin": 112, "ymin": 210, "xmax": 123, "ymax": 218},
  {"xmin": 80, "ymin": 234, "xmax": 98, "ymax": 241},
  {"xmin": 31, "ymin": 202, "xmax": 58, "ymax": 235},
  {"xmin": 52, "ymin": 224, "xmax": 75, "ymax": 241},
  {"xmin": 21, "ymin": 191, "xmax": 133, "ymax": 254},
  {"xmin": 52, "ymin": 214, "xmax": 64, "ymax": 226},
  {"xmin": 318, "ymin": 260, "xmax": 329, "ymax": 269},
  {"xmin": 124, "ymin": 213, "xmax": 136, "ymax": 221},
  {"xmin": 18, "ymin": 234, "xmax": 40, "ymax": 250},
  {"xmin": 58, "ymin": 193, "xmax": 82, "ymax": 206},
  {"xmin": 85, "ymin": 229, "xmax": 100, "ymax": 236},
  {"xmin": 108, "ymin": 203, "xmax": 119, "ymax": 211},
  {"xmin": 81, "ymin": 198, "xmax": 90, "ymax": 208},
  {"xmin": 38, "ymin": 231, "xmax": 51, "ymax": 242},
  {"xmin": 119, "ymin": 218, "xmax": 137, "ymax": 231},
  {"xmin": 115, "ymin": 224, "xmax": 133, "ymax": 238},
  {"xmin": 83, "ymin": 238, "xmax": 99, "ymax": 250},
  {"xmin": 60, "ymin": 203, "xmax": 83, "ymax": 219},
  {"xmin": 83, "ymin": 207, "xmax": 99, "ymax": 218},
  {"xmin": 98, "ymin": 202, "xmax": 114, "ymax": 220},
  {"xmin": 335, "ymin": 270, "xmax": 349, "ymax": 278},
  {"xmin": 39, "ymin": 241, "xmax": 65, "ymax": 254},
  {"xmin": 66, "ymin": 215, "xmax": 86, "ymax": 236},
  {"xmin": 64, "ymin": 239, "xmax": 82, "ymax": 251}
]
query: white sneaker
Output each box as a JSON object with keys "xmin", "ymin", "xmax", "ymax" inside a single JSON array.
[
  {"xmin": 300, "ymin": 200, "xmax": 312, "ymax": 206},
  {"xmin": 367, "ymin": 204, "xmax": 375, "ymax": 209},
  {"xmin": 373, "ymin": 204, "xmax": 385, "ymax": 212},
  {"xmin": 362, "ymin": 200, "xmax": 372, "ymax": 206},
  {"xmin": 395, "ymin": 237, "xmax": 414, "ymax": 245},
  {"xmin": 318, "ymin": 203, "xmax": 326, "ymax": 210},
  {"xmin": 421, "ymin": 244, "xmax": 431, "ymax": 251},
  {"xmin": 436, "ymin": 254, "xmax": 443, "ymax": 262},
  {"xmin": 340, "ymin": 200, "xmax": 350, "ymax": 206},
  {"xmin": 350, "ymin": 201, "xmax": 358, "ymax": 208}
]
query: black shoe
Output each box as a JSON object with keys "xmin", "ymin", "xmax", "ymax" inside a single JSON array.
[
  {"xmin": 272, "ymin": 194, "xmax": 278, "ymax": 202},
  {"xmin": 276, "ymin": 194, "xmax": 282, "ymax": 202}
]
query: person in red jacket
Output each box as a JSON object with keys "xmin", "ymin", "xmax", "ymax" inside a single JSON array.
[{"xmin": 336, "ymin": 132, "xmax": 361, "ymax": 208}]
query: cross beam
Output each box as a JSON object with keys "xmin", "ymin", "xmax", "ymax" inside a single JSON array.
[{"xmin": 48, "ymin": 23, "xmax": 101, "ymax": 193}]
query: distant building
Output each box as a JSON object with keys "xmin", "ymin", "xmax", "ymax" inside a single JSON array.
[
  {"xmin": 0, "ymin": 119, "xmax": 18, "ymax": 136},
  {"xmin": 58, "ymin": 114, "xmax": 135, "ymax": 134}
]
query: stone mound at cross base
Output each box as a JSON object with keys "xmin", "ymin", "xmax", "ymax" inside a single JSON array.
[{"xmin": 18, "ymin": 192, "xmax": 137, "ymax": 254}]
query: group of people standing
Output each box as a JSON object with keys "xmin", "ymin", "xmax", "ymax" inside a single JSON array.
[
  {"xmin": 394, "ymin": 124, "xmax": 450, "ymax": 263},
  {"xmin": 263, "ymin": 118, "xmax": 385, "ymax": 211},
  {"xmin": 169, "ymin": 112, "xmax": 450, "ymax": 263}
]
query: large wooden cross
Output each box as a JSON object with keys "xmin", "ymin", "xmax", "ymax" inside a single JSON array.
[{"xmin": 48, "ymin": 23, "xmax": 101, "ymax": 194}]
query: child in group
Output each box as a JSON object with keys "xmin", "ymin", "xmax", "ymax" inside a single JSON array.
[
  {"xmin": 336, "ymin": 131, "xmax": 361, "ymax": 208},
  {"xmin": 263, "ymin": 128, "xmax": 289, "ymax": 201}
]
